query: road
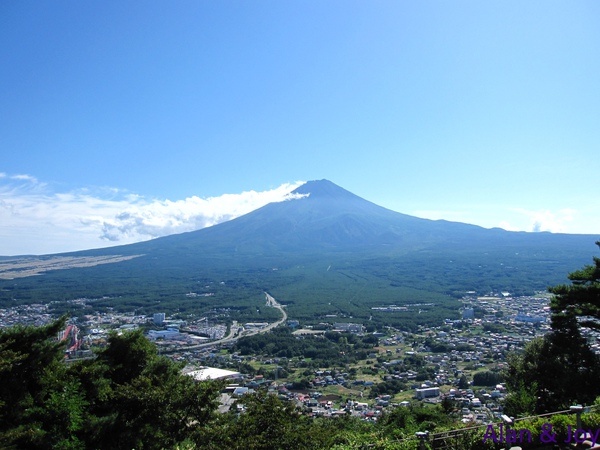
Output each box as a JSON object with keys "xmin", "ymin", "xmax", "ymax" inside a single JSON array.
[
  {"xmin": 262, "ymin": 292, "xmax": 287, "ymax": 331},
  {"xmin": 162, "ymin": 292, "xmax": 286, "ymax": 353}
]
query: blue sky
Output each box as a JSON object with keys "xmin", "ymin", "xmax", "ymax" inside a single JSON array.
[{"xmin": 1, "ymin": 1, "xmax": 599, "ymax": 255}]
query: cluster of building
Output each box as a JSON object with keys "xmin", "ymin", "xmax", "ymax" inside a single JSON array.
[
  {"xmin": 311, "ymin": 369, "xmax": 359, "ymax": 388},
  {"xmin": 333, "ymin": 323, "xmax": 364, "ymax": 333},
  {"xmin": 0, "ymin": 303, "xmax": 53, "ymax": 328},
  {"xmin": 212, "ymin": 374, "xmax": 394, "ymax": 420},
  {"xmin": 0, "ymin": 297, "xmax": 232, "ymax": 361},
  {"xmin": 204, "ymin": 294, "xmax": 551, "ymax": 424},
  {"xmin": 1, "ymin": 292, "xmax": 570, "ymax": 428},
  {"xmin": 371, "ymin": 303, "xmax": 434, "ymax": 312},
  {"xmin": 463, "ymin": 293, "xmax": 552, "ymax": 326},
  {"xmin": 4, "ymin": 291, "xmax": 596, "ymax": 428},
  {"xmin": 443, "ymin": 387, "xmax": 506, "ymax": 423},
  {"xmin": 57, "ymin": 323, "xmax": 83, "ymax": 355}
]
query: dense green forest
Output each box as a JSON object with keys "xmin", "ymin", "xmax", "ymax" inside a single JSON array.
[
  {"xmin": 0, "ymin": 256, "xmax": 464, "ymax": 330},
  {"xmin": 1, "ymin": 232, "xmax": 594, "ymax": 331},
  {"xmin": 233, "ymin": 327, "xmax": 379, "ymax": 363}
]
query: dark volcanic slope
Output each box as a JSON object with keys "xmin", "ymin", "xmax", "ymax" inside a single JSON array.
[{"xmin": 80, "ymin": 178, "xmax": 597, "ymax": 262}]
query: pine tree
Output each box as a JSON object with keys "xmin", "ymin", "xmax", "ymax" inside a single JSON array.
[
  {"xmin": 505, "ymin": 242, "xmax": 600, "ymax": 414},
  {"xmin": 0, "ymin": 316, "xmax": 82, "ymax": 448},
  {"xmin": 550, "ymin": 241, "xmax": 600, "ymax": 331}
]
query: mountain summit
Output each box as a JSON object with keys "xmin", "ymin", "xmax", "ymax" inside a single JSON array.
[
  {"xmin": 152, "ymin": 178, "xmax": 446, "ymax": 253},
  {"xmin": 186, "ymin": 178, "xmax": 494, "ymax": 253},
  {"xmin": 292, "ymin": 179, "xmax": 366, "ymax": 200},
  {"xmin": 80, "ymin": 178, "xmax": 595, "ymax": 260}
]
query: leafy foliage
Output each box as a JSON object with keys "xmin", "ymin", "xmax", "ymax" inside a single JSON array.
[
  {"xmin": 550, "ymin": 241, "xmax": 600, "ymax": 331},
  {"xmin": 233, "ymin": 327, "xmax": 377, "ymax": 367},
  {"xmin": 472, "ymin": 371, "xmax": 502, "ymax": 387},
  {"xmin": 0, "ymin": 321, "xmax": 222, "ymax": 450},
  {"xmin": 369, "ymin": 379, "xmax": 407, "ymax": 398},
  {"xmin": 505, "ymin": 243, "xmax": 600, "ymax": 415},
  {"xmin": 0, "ymin": 316, "xmax": 77, "ymax": 448}
]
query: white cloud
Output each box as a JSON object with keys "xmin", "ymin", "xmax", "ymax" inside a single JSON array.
[
  {"xmin": 0, "ymin": 175, "xmax": 305, "ymax": 255},
  {"xmin": 494, "ymin": 207, "xmax": 600, "ymax": 235},
  {"xmin": 93, "ymin": 183, "xmax": 307, "ymax": 242},
  {"xmin": 11, "ymin": 174, "xmax": 38, "ymax": 182},
  {"xmin": 511, "ymin": 208, "xmax": 575, "ymax": 233}
]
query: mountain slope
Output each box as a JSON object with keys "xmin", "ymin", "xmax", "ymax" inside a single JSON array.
[
  {"xmin": 98, "ymin": 179, "xmax": 500, "ymax": 253},
  {"xmin": 0, "ymin": 179, "xmax": 598, "ymax": 328},
  {"xmin": 89, "ymin": 178, "xmax": 594, "ymax": 264}
]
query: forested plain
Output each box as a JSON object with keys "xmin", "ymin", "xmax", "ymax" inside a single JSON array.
[{"xmin": 0, "ymin": 242, "xmax": 584, "ymax": 331}]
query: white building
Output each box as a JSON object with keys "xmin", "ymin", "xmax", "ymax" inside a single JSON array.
[
  {"xmin": 186, "ymin": 367, "xmax": 242, "ymax": 381},
  {"xmin": 148, "ymin": 329, "xmax": 181, "ymax": 340},
  {"xmin": 333, "ymin": 323, "xmax": 364, "ymax": 333},
  {"xmin": 462, "ymin": 308, "xmax": 474, "ymax": 319},
  {"xmin": 415, "ymin": 387, "xmax": 440, "ymax": 399}
]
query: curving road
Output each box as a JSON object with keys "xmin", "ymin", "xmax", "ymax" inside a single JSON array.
[
  {"xmin": 262, "ymin": 292, "xmax": 287, "ymax": 331},
  {"xmin": 162, "ymin": 292, "xmax": 286, "ymax": 352}
]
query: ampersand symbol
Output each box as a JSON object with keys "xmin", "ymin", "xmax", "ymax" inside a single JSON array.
[{"xmin": 540, "ymin": 423, "xmax": 557, "ymax": 443}]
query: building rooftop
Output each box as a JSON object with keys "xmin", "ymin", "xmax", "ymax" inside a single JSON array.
[{"xmin": 186, "ymin": 367, "xmax": 242, "ymax": 381}]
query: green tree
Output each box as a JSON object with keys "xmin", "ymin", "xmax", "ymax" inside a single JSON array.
[
  {"xmin": 505, "ymin": 334, "xmax": 598, "ymax": 414},
  {"xmin": 214, "ymin": 391, "xmax": 320, "ymax": 450},
  {"xmin": 0, "ymin": 317, "xmax": 77, "ymax": 448},
  {"xmin": 549, "ymin": 241, "xmax": 600, "ymax": 331},
  {"xmin": 472, "ymin": 371, "xmax": 502, "ymax": 387},
  {"xmin": 74, "ymin": 329, "xmax": 223, "ymax": 450},
  {"xmin": 0, "ymin": 321, "xmax": 223, "ymax": 450},
  {"xmin": 505, "ymin": 243, "xmax": 600, "ymax": 414},
  {"xmin": 95, "ymin": 328, "xmax": 160, "ymax": 385},
  {"xmin": 441, "ymin": 396, "xmax": 456, "ymax": 414},
  {"xmin": 503, "ymin": 379, "xmax": 538, "ymax": 417},
  {"xmin": 458, "ymin": 375, "xmax": 469, "ymax": 389},
  {"xmin": 34, "ymin": 379, "xmax": 88, "ymax": 449}
]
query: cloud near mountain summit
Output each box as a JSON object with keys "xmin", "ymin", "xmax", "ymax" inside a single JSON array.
[
  {"xmin": 0, "ymin": 175, "xmax": 305, "ymax": 255},
  {"xmin": 96, "ymin": 183, "xmax": 307, "ymax": 242}
]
